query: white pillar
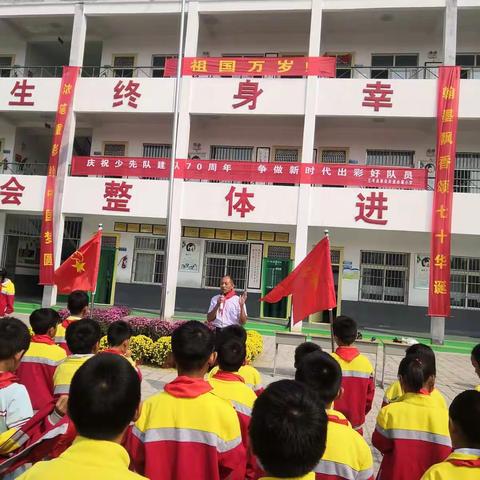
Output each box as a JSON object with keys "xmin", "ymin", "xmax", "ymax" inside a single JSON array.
[
  {"xmin": 163, "ymin": 2, "xmax": 199, "ymax": 319},
  {"xmin": 291, "ymin": 0, "xmax": 323, "ymax": 331},
  {"xmin": 430, "ymin": 1, "xmax": 457, "ymax": 343},
  {"xmin": 42, "ymin": 5, "xmax": 87, "ymax": 306}
]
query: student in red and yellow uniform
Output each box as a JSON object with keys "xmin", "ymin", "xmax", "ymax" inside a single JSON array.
[
  {"xmin": 18, "ymin": 353, "xmax": 147, "ymax": 480},
  {"xmin": 373, "ymin": 354, "xmax": 451, "ymax": 480},
  {"xmin": 249, "ymin": 379, "xmax": 328, "ymax": 480},
  {"xmin": 383, "ymin": 344, "xmax": 446, "ymax": 408},
  {"xmin": 55, "ymin": 291, "xmax": 89, "ymax": 354},
  {"xmin": 421, "ymin": 390, "xmax": 480, "ymax": 480},
  {"xmin": 209, "ymin": 325, "xmax": 263, "ymax": 395},
  {"xmin": 331, "ymin": 316, "xmax": 375, "ymax": 434},
  {"xmin": 17, "ymin": 309, "xmax": 66, "ymax": 411},
  {"xmin": 0, "ymin": 268, "xmax": 15, "ymax": 317},
  {"xmin": 103, "ymin": 321, "xmax": 142, "ymax": 380},
  {"xmin": 471, "ymin": 344, "xmax": 480, "ymax": 392},
  {"xmin": 53, "ymin": 319, "xmax": 101, "ymax": 397},
  {"xmin": 296, "ymin": 350, "xmax": 374, "ymax": 480},
  {"xmin": 127, "ymin": 321, "xmax": 246, "ymax": 480},
  {"xmin": 209, "ymin": 338, "xmax": 258, "ymax": 480}
]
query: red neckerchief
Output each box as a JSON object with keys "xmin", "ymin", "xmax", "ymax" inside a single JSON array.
[
  {"xmin": 448, "ymin": 459, "xmax": 480, "ymax": 468},
  {"xmin": 102, "ymin": 347, "xmax": 124, "ymax": 355},
  {"xmin": 31, "ymin": 335, "xmax": 55, "ymax": 346},
  {"xmin": 164, "ymin": 376, "xmax": 213, "ymax": 398},
  {"xmin": 327, "ymin": 413, "xmax": 350, "ymax": 427},
  {"xmin": 61, "ymin": 319, "xmax": 76, "ymax": 329},
  {"xmin": 0, "ymin": 372, "xmax": 18, "ymax": 389},
  {"xmin": 223, "ymin": 290, "xmax": 237, "ymax": 300},
  {"xmin": 419, "ymin": 388, "xmax": 431, "ymax": 395},
  {"xmin": 212, "ymin": 371, "xmax": 245, "ymax": 383},
  {"xmin": 335, "ymin": 346, "xmax": 360, "ymax": 362}
]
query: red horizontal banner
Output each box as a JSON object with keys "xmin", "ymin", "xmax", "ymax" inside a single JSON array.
[
  {"xmin": 164, "ymin": 57, "xmax": 336, "ymax": 78},
  {"xmin": 71, "ymin": 157, "xmax": 427, "ymax": 189}
]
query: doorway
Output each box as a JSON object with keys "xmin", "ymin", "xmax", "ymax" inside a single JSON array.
[{"xmin": 93, "ymin": 235, "xmax": 118, "ymax": 305}]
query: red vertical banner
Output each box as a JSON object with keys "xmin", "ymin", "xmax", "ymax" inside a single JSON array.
[
  {"xmin": 39, "ymin": 66, "xmax": 80, "ymax": 285},
  {"xmin": 428, "ymin": 66, "xmax": 460, "ymax": 317}
]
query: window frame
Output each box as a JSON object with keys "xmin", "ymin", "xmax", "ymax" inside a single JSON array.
[
  {"xmin": 450, "ymin": 255, "xmax": 480, "ymax": 310},
  {"xmin": 112, "ymin": 54, "xmax": 137, "ymax": 78},
  {"xmin": 131, "ymin": 236, "xmax": 166, "ymax": 285},
  {"xmin": 151, "ymin": 54, "xmax": 177, "ymax": 78},
  {"xmin": 371, "ymin": 53, "xmax": 419, "ymax": 79},
  {"xmin": 366, "ymin": 149, "xmax": 415, "ymax": 167}
]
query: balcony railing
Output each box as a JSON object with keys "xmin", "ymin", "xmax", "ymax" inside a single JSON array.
[{"xmin": 2, "ymin": 162, "xmax": 48, "ymax": 176}]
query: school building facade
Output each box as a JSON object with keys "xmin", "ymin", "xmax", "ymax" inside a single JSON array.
[{"xmin": 0, "ymin": 0, "xmax": 480, "ymax": 338}]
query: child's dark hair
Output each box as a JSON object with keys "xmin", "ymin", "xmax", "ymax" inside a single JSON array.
[
  {"xmin": 0, "ymin": 317, "xmax": 31, "ymax": 360},
  {"xmin": 67, "ymin": 290, "xmax": 89, "ymax": 315},
  {"xmin": 171, "ymin": 321, "xmax": 214, "ymax": 372},
  {"xmin": 249, "ymin": 379, "xmax": 328, "ymax": 478},
  {"xmin": 216, "ymin": 325, "xmax": 247, "ymax": 351},
  {"xmin": 449, "ymin": 390, "xmax": 480, "ymax": 447},
  {"xmin": 398, "ymin": 354, "xmax": 428, "ymax": 392},
  {"xmin": 295, "ymin": 350, "xmax": 342, "ymax": 405},
  {"xmin": 69, "ymin": 353, "xmax": 140, "ymax": 441},
  {"xmin": 29, "ymin": 308, "xmax": 61, "ymax": 335},
  {"xmin": 66, "ymin": 318, "xmax": 101, "ymax": 355},
  {"xmin": 472, "ymin": 344, "xmax": 480, "ymax": 364},
  {"xmin": 107, "ymin": 320, "xmax": 133, "ymax": 348},
  {"xmin": 332, "ymin": 315, "xmax": 358, "ymax": 345},
  {"xmin": 294, "ymin": 342, "xmax": 322, "ymax": 369},
  {"xmin": 0, "ymin": 268, "xmax": 7, "ymax": 283},
  {"xmin": 405, "ymin": 343, "xmax": 436, "ymax": 376},
  {"xmin": 217, "ymin": 339, "xmax": 246, "ymax": 372}
]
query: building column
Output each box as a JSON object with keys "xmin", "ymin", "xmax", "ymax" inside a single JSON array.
[
  {"xmin": 430, "ymin": 0, "xmax": 457, "ymax": 343},
  {"xmin": 163, "ymin": 2, "xmax": 199, "ymax": 319},
  {"xmin": 291, "ymin": 0, "xmax": 323, "ymax": 331},
  {"xmin": 42, "ymin": 4, "xmax": 87, "ymax": 306}
]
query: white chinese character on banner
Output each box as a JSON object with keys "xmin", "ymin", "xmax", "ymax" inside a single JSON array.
[
  {"xmin": 86, "ymin": 158, "xmax": 96, "ymax": 167},
  {"xmin": 101, "ymin": 159, "xmax": 109, "ymax": 168},
  {"xmin": 208, "ymin": 163, "xmax": 217, "ymax": 172},
  {"xmin": 322, "ymin": 166, "xmax": 332, "ymax": 176},
  {"xmin": 273, "ymin": 165, "xmax": 283, "ymax": 174},
  {"xmin": 337, "ymin": 168, "xmax": 347, "ymax": 177},
  {"xmin": 387, "ymin": 170, "xmax": 396, "ymax": 179},
  {"xmin": 257, "ymin": 165, "xmax": 267, "ymax": 174},
  {"xmin": 223, "ymin": 163, "xmax": 232, "ymax": 172},
  {"xmin": 129, "ymin": 160, "xmax": 138, "ymax": 169},
  {"xmin": 157, "ymin": 160, "xmax": 166, "ymax": 170},
  {"xmin": 404, "ymin": 170, "xmax": 413, "ymax": 180},
  {"xmin": 115, "ymin": 159, "xmax": 124, "ymax": 168},
  {"xmin": 354, "ymin": 168, "xmax": 364, "ymax": 177},
  {"xmin": 196, "ymin": 162, "xmax": 203, "ymax": 170},
  {"xmin": 370, "ymin": 169, "xmax": 381, "ymax": 178},
  {"xmin": 289, "ymin": 165, "xmax": 299, "ymax": 175},
  {"xmin": 305, "ymin": 166, "xmax": 315, "ymax": 175},
  {"xmin": 142, "ymin": 160, "xmax": 151, "ymax": 169}
]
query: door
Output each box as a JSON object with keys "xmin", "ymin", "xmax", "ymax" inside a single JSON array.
[
  {"xmin": 94, "ymin": 236, "xmax": 117, "ymax": 305},
  {"xmin": 261, "ymin": 257, "xmax": 291, "ymax": 319}
]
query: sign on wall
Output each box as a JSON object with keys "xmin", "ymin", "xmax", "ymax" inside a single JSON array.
[
  {"xmin": 248, "ymin": 243, "xmax": 264, "ymax": 289},
  {"xmin": 415, "ymin": 254, "xmax": 430, "ymax": 290},
  {"xmin": 179, "ymin": 239, "xmax": 201, "ymax": 273}
]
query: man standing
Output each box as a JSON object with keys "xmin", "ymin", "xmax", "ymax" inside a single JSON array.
[{"xmin": 207, "ymin": 276, "xmax": 247, "ymax": 330}]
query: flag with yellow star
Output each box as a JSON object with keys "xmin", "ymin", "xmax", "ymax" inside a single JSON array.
[
  {"xmin": 54, "ymin": 231, "xmax": 102, "ymax": 294},
  {"xmin": 260, "ymin": 236, "xmax": 336, "ymax": 325}
]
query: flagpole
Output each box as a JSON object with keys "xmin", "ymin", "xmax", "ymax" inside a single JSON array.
[
  {"xmin": 160, "ymin": 0, "xmax": 187, "ymax": 319},
  {"xmin": 324, "ymin": 229, "xmax": 335, "ymax": 352},
  {"xmin": 89, "ymin": 223, "xmax": 103, "ymax": 313}
]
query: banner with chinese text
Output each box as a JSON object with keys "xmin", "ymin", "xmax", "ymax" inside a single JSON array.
[
  {"xmin": 71, "ymin": 156, "xmax": 427, "ymax": 190},
  {"xmin": 428, "ymin": 66, "xmax": 460, "ymax": 317},
  {"xmin": 39, "ymin": 66, "xmax": 80, "ymax": 285},
  {"xmin": 164, "ymin": 57, "xmax": 336, "ymax": 78}
]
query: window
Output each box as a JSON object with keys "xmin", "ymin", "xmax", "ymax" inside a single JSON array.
[
  {"xmin": 321, "ymin": 149, "xmax": 348, "ymax": 163},
  {"xmin": 367, "ymin": 149, "xmax": 414, "ymax": 167},
  {"xmin": 371, "ymin": 54, "xmax": 418, "ymax": 79},
  {"xmin": 274, "ymin": 148, "xmax": 300, "ymax": 162},
  {"xmin": 325, "ymin": 53, "xmax": 352, "ymax": 78},
  {"xmin": 360, "ymin": 251, "xmax": 409, "ymax": 304},
  {"xmin": 454, "ymin": 153, "xmax": 480, "ymax": 193},
  {"xmin": 104, "ymin": 143, "xmax": 127, "ymax": 156},
  {"xmin": 132, "ymin": 237, "xmax": 165, "ymax": 284},
  {"xmin": 143, "ymin": 144, "xmax": 172, "ymax": 158},
  {"xmin": 0, "ymin": 56, "xmax": 13, "ymax": 78},
  {"xmin": 451, "ymin": 256, "xmax": 480, "ymax": 309},
  {"xmin": 203, "ymin": 241, "xmax": 249, "ymax": 290},
  {"xmin": 113, "ymin": 56, "xmax": 135, "ymax": 78},
  {"xmin": 456, "ymin": 54, "xmax": 480, "ymax": 79},
  {"xmin": 210, "ymin": 145, "xmax": 253, "ymax": 161},
  {"xmin": 152, "ymin": 55, "xmax": 177, "ymax": 78}
]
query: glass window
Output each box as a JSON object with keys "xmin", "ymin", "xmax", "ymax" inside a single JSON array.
[{"xmin": 132, "ymin": 237, "xmax": 165, "ymax": 284}]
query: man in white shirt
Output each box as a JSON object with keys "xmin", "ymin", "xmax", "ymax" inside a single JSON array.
[{"xmin": 207, "ymin": 275, "xmax": 247, "ymax": 330}]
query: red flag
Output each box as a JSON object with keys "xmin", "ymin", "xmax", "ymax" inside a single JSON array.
[
  {"xmin": 261, "ymin": 237, "xmax": 336, "ymax": 325},
  {"xmin": 54, "ymin": 231, "xmax": 102, "ymax": 294}
]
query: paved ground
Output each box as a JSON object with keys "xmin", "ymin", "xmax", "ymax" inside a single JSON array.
[{"xmin": 140, "ymin": 335, "xmax": 479, "ymax": 475}]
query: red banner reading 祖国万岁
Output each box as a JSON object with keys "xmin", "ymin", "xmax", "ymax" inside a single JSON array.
[
  {"xmin": 39, "ymin": 66, "xmax": 80, "ymax": 285},
  {"xmin": 71, "ymin": 156, "xmax": 428, "ymax": 190},
  {"xmin": 164, "ymin": 57, "xmax": 336, "ymax": 78},
  {"xmin": 428, "ymin": 66, "xmax": 460, "ymax": 317}
]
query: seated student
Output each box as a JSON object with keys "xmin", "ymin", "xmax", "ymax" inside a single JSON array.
[
  {"xmin": 383, "ymin": 344, "xmax": 446, "ymax": 408},
  {"xmin": 127, "ymin": 321, "xmax": 245, "ymax": 480},
  {"xmin": 209, "ymin": 325, "xmax": 263, "ymax": 395},
  {"xmin": 421, "ymin": 390, "xmax": 480, "ymax": 480},
  {"xmin": 209, "ymin": 338, "xmax": 258, "ymax": 480},
  {"xmin": 17, "ymin": 353, "xmax": 146, "ymax": 480},
  {"xmin": 294, "ymin": 341, "xmax": 322, "ymax": 369},
  {"xmin": 372, "ymin": 354, "xmax": 451, "ymax": 480},
  {"xmin": 249, "ymin": 379, "xmax": 328, "ymax": 480},
  {"xmin": 53, "ymin": 319, "xmax": 101, "ymax": 397},
  {"xmin": 471, "ymin": 344, "xmax": 480, "ymax": 392},
  {"xmin": 330, "ymin": 316, "xmax": 374, "ymax": 434},
  {"xmin": 17, "ymin": 309, "xmax": 66, "ymax": 411},
  {"xmin": 296, "ymin": 350, "xmax": 374, "ymax": 480},
  {"xmin": 104, "ymin": 321, "xmax": 142, "ymax": 379},
  {"xmin": 55, "ymin": 290, "xmax": 89, "ymax": 353}
]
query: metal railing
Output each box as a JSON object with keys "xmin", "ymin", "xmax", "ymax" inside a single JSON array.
[{"xmin": 1, "ymin": 162, "xmax": 49, "ymax": 176}]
